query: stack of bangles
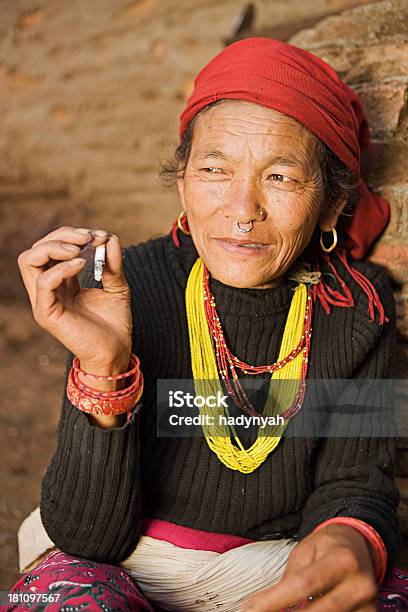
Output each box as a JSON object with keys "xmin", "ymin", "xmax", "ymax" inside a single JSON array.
[
  {"xmin": 314, "ymin": 516, "xmax": 388, "ymax": 585},
  {"xmin": 66, "ymin": 352, "xmax": 143, "ymax": 422}
]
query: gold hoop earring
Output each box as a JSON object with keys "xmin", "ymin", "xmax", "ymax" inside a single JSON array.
[
  {"xmin": 320, "ymin": 226, "xmax": 337, "ymax": 253},
  {"xmin": 177, "ymin": 211, "xmax": 190, "ymax": 235}
]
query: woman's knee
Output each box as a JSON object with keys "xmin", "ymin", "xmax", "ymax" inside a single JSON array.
[{"xmin": 8, "ymin": 550, "xmax": 154, "ymax": 611}]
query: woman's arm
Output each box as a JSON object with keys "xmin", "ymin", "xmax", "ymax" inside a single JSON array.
[
  {"xmin": 243, "ymin": 268, "xmax": 400, "ymax": 611},
  {"xmin": 297, "ymin": 269, "xmax": 401, "ymax": 573},
  {"xmin": 40, "ymin": 352, "xmax": 143, "ymax": 564},
  {"xmin": 40, "ymin": 268, "xmax": 144, "ymax": 565}
]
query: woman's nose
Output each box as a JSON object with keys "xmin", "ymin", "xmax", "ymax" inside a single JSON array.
[{"xmin": 221, "ymin": 176, "xmax": 265, "ymax": 223}]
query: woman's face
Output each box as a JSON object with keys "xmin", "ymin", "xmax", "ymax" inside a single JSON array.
[{"xmin": 177, "ymin": 100, "xmax": 342, "ymax": 289}]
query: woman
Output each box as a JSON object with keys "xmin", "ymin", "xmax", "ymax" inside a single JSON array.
[{"xmin": 10, "ymin": 38, "xmax": 407, "ymax": 611}]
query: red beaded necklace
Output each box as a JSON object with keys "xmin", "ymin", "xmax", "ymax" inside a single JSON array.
[{"xmin": 203, "ymin": 265, "xmax": 314, "ymax": 418}]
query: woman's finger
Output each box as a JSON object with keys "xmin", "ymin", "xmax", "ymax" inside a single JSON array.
[
  {"xmin": 32, "ymin": 226, "xmax": 110, "ymax": 251},
  {"xmin": 101, "ymin": 234, "xmax": 129, "ymax": 292},
  {"xmin": 34, "ymin": 258, "xmax": 86, "ymax": 326},
  {"xmin": 18, "ymin": 241, "xmax": 83, "ymax": 307},
  {"xmin": 31, "ymin": 226, "xmax": 93, "ymax": 248},
  {"xmin": 243, "ymin": 553, "xmax": 348, "ymax": 611},
  {"xmin": 27, "ymin": 241, "xmax": 82, "ymax": 267},
  {"xmin": 64, "ymin": 275, "xmax": 81, "ymax": 298},
  {"xmin": 301, "ymin": 574, "xmax": 376, "ymax": 612}
]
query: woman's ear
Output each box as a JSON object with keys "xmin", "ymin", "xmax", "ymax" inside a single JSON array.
[
  {"xmin": 318, "ymin": 195, "xmax": 347, "ymax": 232},
  {"xmin": 176, "ymin": 161, "xmax": 187, "ymax": 212},
  {"xmin": 176, "ymin": 175, "xmax": 187, "ymax": 212}
]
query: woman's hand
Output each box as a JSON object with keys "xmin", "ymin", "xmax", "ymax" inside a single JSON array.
[
  {"xmin": 18, "ymin": 226, "xmax": 133, "ymax": 375},
  {"xmin": 242, "ymin": 524, "xmax": 378, "ymax": 612}
]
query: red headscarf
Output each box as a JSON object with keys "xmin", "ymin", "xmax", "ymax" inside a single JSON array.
[{"xmin": 179, "ymin": 37, "xmax": 389, "ymax": 260}]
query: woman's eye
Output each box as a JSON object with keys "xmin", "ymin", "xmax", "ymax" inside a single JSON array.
[
  {"xmin": 268, "ymin": 174, "xmax": 291, "ymax": 182},
  {"xmin": 202, "ymin": 167, "xmax": 223, "ymax": 174}
]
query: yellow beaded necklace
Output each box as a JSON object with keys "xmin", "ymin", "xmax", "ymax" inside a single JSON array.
[{"xmin": 185, "ymin": 258, "xmax": 311, "ymax": 474}]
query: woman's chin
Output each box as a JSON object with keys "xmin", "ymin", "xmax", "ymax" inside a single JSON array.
[
  {"xmin": 196, "ymin": 242, "xmax": 285, "ymax": 288},
  {"xmin": 207, "ymin": 262, "xmax": 283, "ymax": 289}
]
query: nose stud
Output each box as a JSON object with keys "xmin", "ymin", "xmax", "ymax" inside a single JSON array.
[{"xmin": 236, "ymin": 221, "xmax": 253, "ymax": 233}]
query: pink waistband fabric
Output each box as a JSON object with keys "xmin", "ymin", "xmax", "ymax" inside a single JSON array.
[{"xmin": 141, "ymin": 518, "xmax": 254, "ymax": 553}]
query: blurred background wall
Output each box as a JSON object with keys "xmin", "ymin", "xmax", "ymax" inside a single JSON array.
[{"xmin": 1, "ymin": 0, "xmax": 407, "ymax": 589}]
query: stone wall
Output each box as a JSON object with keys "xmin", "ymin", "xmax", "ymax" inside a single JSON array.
[{"xmin": 290, "ymin": 0, "xmax": 408, "ymax": 530}]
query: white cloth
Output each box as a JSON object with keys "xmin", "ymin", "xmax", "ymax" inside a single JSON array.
[
  {"xmin": 19, "ymin": 506, "xmax": 297, "ymax": 611},
  {"xmin": 121, "ymin": 535, "xmax": 297, "ymax": 611},
  {"xmin": 18, "ymin": 507, "xmax": 57, "ymax": 573}
]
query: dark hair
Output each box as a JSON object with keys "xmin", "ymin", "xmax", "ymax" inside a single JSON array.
[{"xmin": 160, "ymin": 100, "xmax": 360, "ymax": 223}]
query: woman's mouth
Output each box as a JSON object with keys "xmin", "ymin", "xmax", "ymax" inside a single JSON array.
[{"xmin": 212, "ymin": 238, "xmax": 273, "ymax": 256}]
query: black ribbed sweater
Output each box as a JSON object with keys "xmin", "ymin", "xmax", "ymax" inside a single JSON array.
[{"xmin": 40, "ymin": 232, "xmax": 401, "ymax": 573}]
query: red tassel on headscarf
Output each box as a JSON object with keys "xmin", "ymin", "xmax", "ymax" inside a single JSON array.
[
  {"xmin": 335, "ymin": 250, "xmax": 387, "ymax": 325},
  {"xmin": 310, "ymin": 249, "xmax": 387, "ymax": 325}
]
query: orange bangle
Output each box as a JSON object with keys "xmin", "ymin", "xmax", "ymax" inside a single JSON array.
[
  {"xmin": 72, "ymin": 353, "xmax": 141, "ymax": 382},
  {"xmin": 73, "ymin": 367, "xmax": 142, "ymax": 398},
  {"xmin": 313, "ymin": 517, "xmax": 387, "ymax": 584},
  {"xmin": 67, "ymin": 367, "xmax": 144, "ymax": 416}
]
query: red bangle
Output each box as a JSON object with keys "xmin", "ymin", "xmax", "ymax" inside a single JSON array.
[
  {"xmin": 313, "ymin": 517, "xmax": 387, "ymax": 584},
  {"xmin": 67, "ymin": 367, "xmax": 144, "ymax": 416},
  {"xmin": 72, "ymin": 353, "xmax": 141, "ymax": 381},
  {"xmin": 73, "ymin": 367, "xmax": 142, "ymax": 398}
]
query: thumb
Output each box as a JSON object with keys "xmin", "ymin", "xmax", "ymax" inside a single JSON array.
[
  {"xmin": 284, "ymin": 539, "xmax": 316, "ymax": 575},
  {"xmin": 102, "ymin": 234, "xmax": 129, "ymax": 292}
]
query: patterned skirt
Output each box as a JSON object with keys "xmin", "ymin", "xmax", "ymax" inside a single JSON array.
[{"xmin": 5, "ymin": 550, "xmax": 408, "ymax": 611}]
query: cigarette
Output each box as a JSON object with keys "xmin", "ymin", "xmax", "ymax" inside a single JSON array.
[{"xmin": 94, "ymin": 244, "xmax": 106, "ymax": 282}]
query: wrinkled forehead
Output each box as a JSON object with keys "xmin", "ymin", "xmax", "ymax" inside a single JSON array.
[{"xmin": 190, "ymin": 99, "xmax": 321, "ymax": 166}]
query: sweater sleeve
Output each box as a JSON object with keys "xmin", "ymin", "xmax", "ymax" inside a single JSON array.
[
  {"xmin": 40, "ymin": 270, "xmax": 143, "ymax": 564},
  {"xmin": 298, "ymin": 269, "xmax": 401, "ymax": 573}
]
